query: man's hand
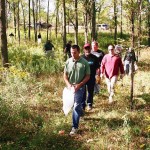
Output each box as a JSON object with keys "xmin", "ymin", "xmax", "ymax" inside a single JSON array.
[
  {"xmin": 120, "ymin": 74, "xmax": 124, "ymax": 79},
  {"xmin": 96, "ymin": 75, "xmax": 101, "ymax": 84},
  {"xmin": 100, "ymin": 74, "xmax": 104, "ymax": 79}
]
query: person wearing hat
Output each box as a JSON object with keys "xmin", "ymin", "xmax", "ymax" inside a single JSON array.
[
  {"xmin": 81, "ymin": 43, "xmax": 100, "ymax": 111},
  {"xmin": 101, "ymin": 44, "xmax": 124, "ymax": 103}
]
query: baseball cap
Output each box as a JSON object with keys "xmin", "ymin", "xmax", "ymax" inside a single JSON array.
[{"xmin": 84, "ymin": 43, "xmax": 91, "ymax": 48}]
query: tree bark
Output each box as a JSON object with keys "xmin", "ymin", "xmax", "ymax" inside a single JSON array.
[
  {"xmin": 84, "ymin": 0, "xmax": 88, "ymax": 43},
  {"xmin": 17, "ymin": 1, "xmax": 20, "ymax": 45},
  {"xmin": 47, "ymin": 0, "xmax": 49, "ymax": 41},
  {"xmin": 21, "ymin": 1, "xmax": 26, "ymax": 39},
  {"xmin": 148, "ymin": 0, "xmax": 150, "ymax": 46},
  {"xmin": 91, "ymin": 0, "xmax": 96, "ymax": 41},
  {"xmin": 28, "ymin": 0, "xmax": 31, "ymax": 40},
  {"xmin": 114, "ymin": 0, "xmax": 117, "ymax": 44},
  {"xmin": 130, "ymin": 61, "xmax": 134, "ymax": 110},
  {"xmin": 0, "ymin": 0, "xmax": 9, "ymax": 67},
  {"xmin": 62, "ymin": 0, "xmax": 66, "ymax": 49},
  {"xmin": 120, "ymin": 0, "xmax": 123, "ymax": 38},
  {"xmin": 131, "ymin": 11, "xmax": 135, "ymax": 48},
  {"xmin": 13, "ymin": 2, "xmax": 17, "ymax": 39},
  {"xmin": 74, "ymin": 0, "xmax": 78, "ymax": 44},
  {"xmin": 32, "ymin": 0, "xmax": 37, "ymax": 42},
  {"xmin": 55, "ymin": 0, "xmax": 59, "ymax": 38}
]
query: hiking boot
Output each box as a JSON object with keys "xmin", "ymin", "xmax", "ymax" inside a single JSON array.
[{"xmin": 69, "ymin": 128, "xmax": 78, "ymax": 135}]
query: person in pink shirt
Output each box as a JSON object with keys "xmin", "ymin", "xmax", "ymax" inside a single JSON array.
[{"xmin": 101, "ymin": 44, "xmax": 124, "ymax": 103}]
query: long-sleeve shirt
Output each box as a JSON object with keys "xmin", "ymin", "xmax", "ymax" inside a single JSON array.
[{"xmin": 101, "ymin": 54, "xmax": 124, "ymax": 79}]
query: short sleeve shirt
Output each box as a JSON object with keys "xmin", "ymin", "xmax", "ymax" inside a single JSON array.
[
  {"xmin": 64, "ymin": 57, "xmax": 90, "ymax": 84},
  {"xmin": 81, "ymin": 54, "xmax": 99, "ymax": 78}
]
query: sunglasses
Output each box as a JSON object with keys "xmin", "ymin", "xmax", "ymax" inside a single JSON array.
[{"xmin": 108, "ymin": 49, "xmax": 114, "ymax": 50}]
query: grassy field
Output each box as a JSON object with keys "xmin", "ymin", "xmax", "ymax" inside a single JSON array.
[{"xmin": 0, "ymin": 33, "xmax": 150, "ymax": 149}]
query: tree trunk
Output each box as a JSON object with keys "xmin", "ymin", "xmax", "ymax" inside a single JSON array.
[
  {"xmin": 131, "ymin": 11, "xmax": 135, "ymax": 48},
  {"xmin": 0, "ymin": 0, "xmax": 9, "ymax": 67},
  {"xmin": 114, "ymin": 0, "xmax": 117, "ymax": 44},
  {"xmin": 148, "ymin": 0, "xmax": 150, "ymax": 46},
  {"xmin": 130, "ymin": 61, "xmax": 134, "ymax": 110},
  {"xmin": 84, "ymin": 0, "xmax": 88, "ymax": 43},
  {"xmin": 39, "ymin": 0, "xmax": 41, "ymax": 32},
  {"xmin": 55, "ymin": 0, "xmax": 59, "ymax": 38},
  {"xmin": 137, "ymin": 0, "xmax": 142, "ymax": 47},
  {"xmin": 62, "ymin": 0, "xmax": 66, "ymax": 49},
  {"xmin": 28, "ymin": 0, "xmax": 31, "ymax": 40},
  {"xmin": 17, "ymin": 1, "xmax": 20, "ymax": 45},
  {"xmin": 91, "ymin": 0, "xmax": 96, "ymax": 41},
  {"xmin": 13, "ymin": 2, "xmax": 17, "ymax": 39},
  {"xmin": 32, "ymin": 0, "xmax": 37, "ymax": 42},
  {"xmin": 74, "ymin": 0, "xmax": 78, "ymax": 45},
  {"xmin": 21, "ymin": 1, "xmax": 26, "ymax": 39},
  {"xmin": 120, "ymin": 0, "xmax": 123, "ymax": 38},
  {"xmin": 47, "ymin": 0, "xmax": 49, "ymax": 41}
]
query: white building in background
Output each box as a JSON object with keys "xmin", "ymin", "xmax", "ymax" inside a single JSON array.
[{"xmin": 97, "ymin": 24, "xmax": 109, "ymax": 31}]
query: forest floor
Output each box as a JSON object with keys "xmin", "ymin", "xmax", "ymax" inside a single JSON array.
[{"xmin": 0, "ymin": 47, "xmax": 150, "ymax": 150}]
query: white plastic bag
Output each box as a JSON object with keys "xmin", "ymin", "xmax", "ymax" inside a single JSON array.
[{"xmin": 62, "ymin": 87, "xmax": 74, "ymax": 116}]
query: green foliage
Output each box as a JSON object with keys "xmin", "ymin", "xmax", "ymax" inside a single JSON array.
[{"xmin": 8, "ymin": 45, "xmax": 64, "ymax": 75}]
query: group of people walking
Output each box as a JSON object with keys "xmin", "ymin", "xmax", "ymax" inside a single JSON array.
[{"xmin": 63, "ymin": 41, "xmax": 137, "ymax": 135}]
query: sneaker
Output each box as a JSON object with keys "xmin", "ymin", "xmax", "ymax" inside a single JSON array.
[
  {"xmin": 87, "ymin": 106, "xmax": 92, "ymax": 111},
  {"xmin": 69, "ymin": 128, "xmax": 78, "ymax": 135},
  {"xmin": 108, "ymin": 96, "xmax": 113, "ymax": 104}
]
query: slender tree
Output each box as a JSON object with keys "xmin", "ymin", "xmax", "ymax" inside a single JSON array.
[
  {"xmin": 62, "ymin": 0, "xmax": 66, "ymax": 49},
  {"xmin": 114, "ymin": 0, "xmax": 117, "ymax": 44},
  {"xmin": 91, "ymin": 0, "xmax": 96, "ymax": 41},
  {"xmin": 28, "ymin": 0, "xmax": 31, "ymax": 40},
  {"xmin": 55, "ymin": 0, "xmax": 59, "ymax": 38},
  {"xmin": 84, "ymin": 0, "xmax": 89, "ymax": 43},
  {"xmin": 0, "ymin": 0, "xmax": 9, "ymax": 67},
  {"xmin": 47, "ymin": 0, "xmax": 49, "ymax": 40},
  {"xmin": 137, "ymin": 0, "xmax": 142, "ymax": 48},
  {"xmin": 148, "ymin": 0, "xmax": 150, "ymax": 46},
  {"xmin": 21, "ymin": 1, "xmax": 27, "ymax": 39},
  {"xmin": 17, "ymin": 1, "xmax": 20, "ymax": 44},
  {"xmin": 74, "ymin": 0, "xmax": 78, "ymax": 44},
  {"xmin": 13, "ymin": 2, "xmax": 17, "ymax": 38},
  {"xmin": 120, "ymin": 0, "xmax": 123, "ymax": 38},
  {"xmin": 32, "ymin": 0, "xmax": 37, "ymax": 42}
]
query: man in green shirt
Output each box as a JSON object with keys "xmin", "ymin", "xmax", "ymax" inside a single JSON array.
[{"xmin": 64, "ymin": 44, "xmax": 90, "ymax": 135}]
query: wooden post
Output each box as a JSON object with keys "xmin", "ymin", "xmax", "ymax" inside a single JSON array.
[{"xmin": 130, "ymin": 61, "xmax": 134, "ymax": 110}]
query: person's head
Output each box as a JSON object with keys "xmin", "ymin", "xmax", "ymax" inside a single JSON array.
[
  {"xmin": 47, "ymin": 40, "xmax": 51, "ymax": 43},
  {"xmin": 128, "ymin": 47, "xmax": 132, "ymax": 52},
  {"xmin": 68, "ymin": 40, "xmax": 72, "ymax": 44},
  {"xmin": 115, "ymin": 45, "xmax": 122, "ymax": 54},
  {"xmin": 108, "ymin": 44, "xmax": 115, "ymax": 55},
  {"xmin": 71, "ymin": 45, "xmax": 80, "ymax": 60},
  {"xmin": 92, "ymin": 41, "xmax": 99, "ymax": 51},
  {"xmin": 83, "ymin": 43, "xmax": 91, "ymax": 57}
]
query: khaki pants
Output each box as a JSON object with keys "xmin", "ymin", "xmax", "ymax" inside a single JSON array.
[{"xmin": 105, "ymin": 76, "xmax": 118, "ymax": 98}]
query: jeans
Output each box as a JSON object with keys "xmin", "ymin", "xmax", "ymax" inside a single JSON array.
[
  {"xmin": 72, "ymin": 86, "xmax": 85, "ymax": 129},
  {"xmin": 81, "ymin": 77, "xmax": 95, "ymax": 109}
]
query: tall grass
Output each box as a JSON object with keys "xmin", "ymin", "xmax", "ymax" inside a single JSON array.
[{"xmin": 8, "ymin": 44, "xmax": 64, "ymax": 75}]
